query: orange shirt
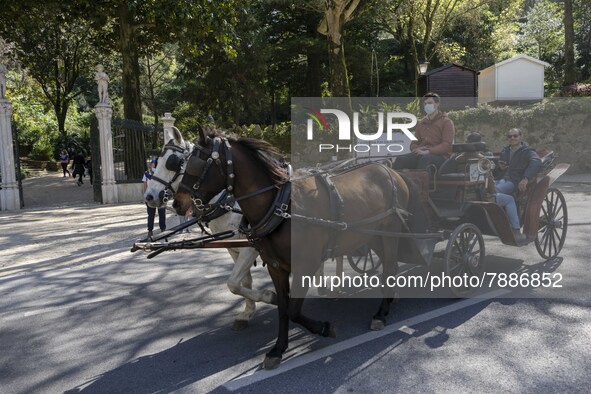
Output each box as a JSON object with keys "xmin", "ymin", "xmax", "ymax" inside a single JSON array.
[{"xmin": 410, "ymin": 112, "xmax": 455, "ymax": 158}]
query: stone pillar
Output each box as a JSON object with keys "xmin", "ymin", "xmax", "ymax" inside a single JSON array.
[
  {"xmin": 0, "ymin": 65, "xmax": 20, "ymax": 211},
  {"xmin": 93, "ymin": 65, "xmax": 118, "ymax": 204},
  {"xmin": 94, "ymin": 104, "xmax": 118, "ymax": 204},
  {"xmin": 162, "ymin": 112, "xmax": 176, "ymax": 142}
]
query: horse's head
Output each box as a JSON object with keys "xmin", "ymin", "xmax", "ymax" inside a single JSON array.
[
  {"xmin": 144, "ymin": 126, "xmax": 193, "ymax": 208},
  {"xmin": 172, "ymin": 125, "xmax": 231, "ymax": 216}
]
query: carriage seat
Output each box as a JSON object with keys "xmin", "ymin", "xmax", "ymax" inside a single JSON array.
[
  {"xmin": 452, "ymin": 142, "xmax": 488, "ymax": 153},
  {"xmin": 536, "ymin": 149, "xmax": 555, "ymax": 176},
  {"xmin": 436, "ymin": 142, "xmax": 490, "ymax": 180}
]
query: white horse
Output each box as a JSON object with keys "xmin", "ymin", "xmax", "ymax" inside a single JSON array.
[{"xmin": 144, "ymin": 126, "xmax": 277, "ymax": 330}]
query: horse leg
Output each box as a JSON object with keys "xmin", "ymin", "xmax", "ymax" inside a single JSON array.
[
  {"xmin": 263, "ymin": 264, "xmax": 290, "ymax": 370},
  {"xmin": 225, "ymin": 248, "xmax": 257, "ymax": 331},
  {"xmin": 227, "ymin": 247, "xmax": 277, "ymax": 305},
  {"xmin": 288, "ymin": 296, "xmax": 336, "ymax": 338},
  {"xmin": 316, "ymin": 261, "xmax": 327, "ymax": 296},
  {"xmin": 371, "ymin": 234, "xmax": 400, "ymax": 331}
]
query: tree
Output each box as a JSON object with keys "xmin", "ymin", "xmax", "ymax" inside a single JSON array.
[
  {"xmin": 140, "ymin": 44, "xmax": 179, "ymax": 127},
  {"xmin": 377, "ymin": 0, "xmax": 495, "ymax": 95},
  {"xmin": 574, "ymin": 0, "xmax": 591, "ymax": 81},
  {"xmin": 564, "ymin": 0, "xmax": 576, "ymax": 85},
  {"xmin": 518, "ymin": 0, "xmax": 564, "ymax": 91},
  {"xmin": 318, "ymin": 0, "xmax": 366, "ymax": 97},
  {"xmin": 0, "ymin": 2, "xmax": 99, "ymax": 136}
]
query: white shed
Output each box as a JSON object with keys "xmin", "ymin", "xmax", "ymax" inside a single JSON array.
[{"xmin": 478, "ymin": 54, "xmax": 550, "ymax": 103}]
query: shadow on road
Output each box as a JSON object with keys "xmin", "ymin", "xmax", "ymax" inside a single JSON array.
[{"xmin": 21, "ymin": 170, "xmax": 96, "ymax": 209}]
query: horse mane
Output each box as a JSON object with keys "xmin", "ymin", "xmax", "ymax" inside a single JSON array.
[{"xmin": 203, "ymin": 132, "xmax": 289, "ymax": 186}]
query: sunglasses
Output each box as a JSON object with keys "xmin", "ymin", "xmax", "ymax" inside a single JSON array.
[{"xmin": 507, "ymin": 134, "xmax": 520, "ymax": 139}]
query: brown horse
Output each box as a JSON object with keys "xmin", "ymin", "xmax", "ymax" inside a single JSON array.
[{"xmin": 172, "ymin": 127, "xmax": 411, "ymax": 369}]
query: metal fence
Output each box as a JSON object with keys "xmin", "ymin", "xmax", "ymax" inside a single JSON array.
[{"xmin": 111, "ymin": 118, "xmax": 163, "ymax": 183}]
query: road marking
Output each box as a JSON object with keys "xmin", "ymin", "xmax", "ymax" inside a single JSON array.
[
  {"xmin": 204, "ymin": 272, "xmax": 231, "ymax": 279},
  {"xmin": 224, "ymin": 289, "xmax": 510, "ymax": 391}
]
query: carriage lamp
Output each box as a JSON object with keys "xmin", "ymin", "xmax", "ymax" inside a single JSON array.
[{"xmin": 417, "ymin": 61, "xmax": 429, "ymax": 76}]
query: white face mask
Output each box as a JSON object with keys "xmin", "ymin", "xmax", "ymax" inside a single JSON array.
[{"xmin": 424, "ymin": 103, "xmax": 436, "ymax": 115}]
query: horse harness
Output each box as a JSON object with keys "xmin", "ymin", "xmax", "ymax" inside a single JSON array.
[
  {"xmin": 182, "ymin": 136, "xmax": 291, "ymax": 247},
  {"xmin": 290, "ymin": 163, "xmax": 408, "ymax": 261},
  {"xmin": 183, "ymin": 138, "xmax": 408, "ymax": 261},
  {"xmin": 150, "ymin": 139, "xmax": 191, "ymax": 203}
]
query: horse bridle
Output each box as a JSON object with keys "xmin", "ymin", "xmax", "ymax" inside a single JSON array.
[
  {"xmin": 180, "ymin": 136, "xmax": 235, "ymax": 211},
  {"xmin": 150, "ymin": 140, "xmax": 191, "ymax": 203}
]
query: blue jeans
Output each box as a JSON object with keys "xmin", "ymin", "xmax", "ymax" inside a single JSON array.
[
  {"xmin": 495, "ymin": 178, "xmax": 515, "ymax": 194},
  {"xmin": 147, "ymin": 205, "xmax": 166, "ymax": 231},
  {"xmin": 495, "ymin": 193, "xmax": 520, "ymax": 230}
]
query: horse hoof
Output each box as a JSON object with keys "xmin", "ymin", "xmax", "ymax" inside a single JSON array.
[
  {"xmin": 232, "ymin": 320, "xmax": 249, "ymax": 331},
  {"xmin": 262, "ymin": 356, "xmax": 282, "ymax": 370},
  {"xmin": 328, "ymin": 325, "xmax": 337, "ymax": 338},
  {"xmin": 370, "ymin": 319, "xmax": 385, "ymax": 331}
]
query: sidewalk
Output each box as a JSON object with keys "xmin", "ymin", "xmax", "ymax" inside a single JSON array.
[
  {"xmin": 20, "ymin": 170, "xmax": 96, "ymax": 209},
  {"xmin": 0, "ymin": 171, "xmax": 187, "ymax": 277}
]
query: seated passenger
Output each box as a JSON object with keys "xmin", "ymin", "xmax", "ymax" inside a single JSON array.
[
  {"xmin": 392, "ymin": 92, "xmax": 455, "ymax": 174},
  {"xmin": 495, "ymin": 192, "xmax": 527, "ymax": 244},
  {"xmin": 461, "ymin": 132, "xmax": 526, "ymax": 244},
  {"xmin": 494, "ymin": 128, "xmax": 542, "ymax": 194}
]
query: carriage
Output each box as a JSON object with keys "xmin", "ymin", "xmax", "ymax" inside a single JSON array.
[
  {"xmin": 383, "ymin": 142, "xmax": 568, "ymax": 296},
  {"xmin": 134, "ymin": 139, "xmax": 568, "ymax": 298},
  {"xmin": 132, "ymin": 127, "xmax": 570, "ymax": 368}
]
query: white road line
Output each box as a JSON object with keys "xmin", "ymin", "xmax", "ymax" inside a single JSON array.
[
  {"xmin": 224, "ymin": 288, "xmax": 510, "ymax": 391},
  {"xmin": 204, "ymin": 272, "xmax": 231, "ymax": 279}
]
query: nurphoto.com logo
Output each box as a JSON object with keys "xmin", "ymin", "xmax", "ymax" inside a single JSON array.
[{"xmin": 305, "ymin": 108, "xmax": 418, "ymax": 153}]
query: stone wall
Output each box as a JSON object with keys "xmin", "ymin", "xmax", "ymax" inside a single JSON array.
[{"xmin": 447, "ymin": 98, "xmax": 591, "ymax": 173}]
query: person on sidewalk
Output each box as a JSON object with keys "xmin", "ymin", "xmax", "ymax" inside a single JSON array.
[
  {"xmin": 59, "ymin": 150, "xmax": 71, "ymax": 177},
  {"xmin": 71, "ymin": 151, "xmax": 86, "ymax": 186},
  {"xmin": 143, "ymin": 159, "xmax": 166, "ymax": 240}
]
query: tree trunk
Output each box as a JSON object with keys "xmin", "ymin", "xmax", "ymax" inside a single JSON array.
[
  {"xmin": 564, "ymin": 0, "xmax": 576, "ymax": 85},
  {"xmin": 118, "ymin": 4, "xmax": 142, "ymax": 121},
  {"xmin": 326, "ymin": 16, "xmax": 349, "ymax": 97},
  {"xmin": 118, "ymin": 3, "xmax": 145, "ymax": 180},
  {"xmin": 305, "ymin": 21, "xmax": 323, "ymax": 97}
]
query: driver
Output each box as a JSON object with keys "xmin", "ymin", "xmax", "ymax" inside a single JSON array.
[{"xmin": 393, "ymin": 92, "xmax": 455, "ymax": 174}]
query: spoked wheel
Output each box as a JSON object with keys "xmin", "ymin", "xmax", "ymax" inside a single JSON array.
[
  {"xmin": 444, "ymin": 223, "xmax": 485, "ymax": 297},
  {"xmin": 535, "ymin": 188, "xmax": 568, "ymax": 259},
  {"xmin": 347, "ymin": 246, "xmax": 382, "ymax": 275}
]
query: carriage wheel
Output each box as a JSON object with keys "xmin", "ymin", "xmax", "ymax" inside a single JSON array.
[
  {"xmin": 347, "ymin": 248, "xmax": 382, "ymax": 275},
  {"xmin": 535, "ymin": 188, "xmax": 568, "ymax": 259},
  {"xmin": 444, "ymin": 223, "xmax": 485, "ymax": 297}
]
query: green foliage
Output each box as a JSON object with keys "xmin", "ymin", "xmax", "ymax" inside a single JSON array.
[
  {"xmin": 230, "ymin": 122, "xmax": 291, "ymax": 154},
  {"xmin": 7, "ymin": 70, "xmax": 90, "ymax": 160},
  {"xmin": 0, "ymin": 1, "xmax": 102, "ymax": 135},
  {"xmin": 517, "ymin": 0, "xmax": 564, "ymax": 93},
  {"xmin": 574, "ymin": 0, "xmax": 591, "ymax": 80}
]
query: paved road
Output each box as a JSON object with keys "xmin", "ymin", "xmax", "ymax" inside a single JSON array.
[{"xmin": 0, "ymin": 180, "xmax": 590, "ymax": 393}]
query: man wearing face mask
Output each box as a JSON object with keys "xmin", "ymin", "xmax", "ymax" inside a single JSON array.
[{"xmin": 392, "ymin": 92, "xmax": 455, "ymax": 173}]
